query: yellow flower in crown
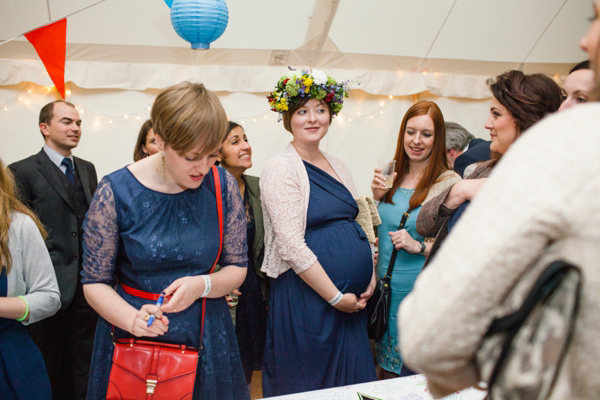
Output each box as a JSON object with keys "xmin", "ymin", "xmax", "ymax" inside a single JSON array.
[
  {"xmin": 275, "ymin": 102, "xmax": 288, "ymax": 112},
  {"xmin": 303, "ymin": 76, "xmax": 313, "ymax": 89},
  {"xmin": 267, "ymin": 68, "xmax": 350, "ymax": 120}
]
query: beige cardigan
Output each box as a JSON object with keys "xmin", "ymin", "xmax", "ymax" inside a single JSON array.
[
  {"xmin": 399, "ymin": 103, "xmax": 600, "ymax": 399},
  {"xmin": 260, "ymin": 143, "xmax": 359, "ymax": 278}
]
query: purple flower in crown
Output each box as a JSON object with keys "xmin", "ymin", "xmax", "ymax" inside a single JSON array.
[{"xmin": 267, "ymin": 68, "xmax": 353, "ymax": 118}]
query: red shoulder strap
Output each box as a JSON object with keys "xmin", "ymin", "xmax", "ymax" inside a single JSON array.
[
  {"xmin": 200, "ymin": 165, "xmax": 224, "ymax": 347},
  {"xmin": 210, "ymin": 164, "xmax": 224, "ymax": 273}
]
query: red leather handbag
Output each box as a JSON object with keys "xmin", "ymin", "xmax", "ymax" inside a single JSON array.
[
  {"xmin": 107, "ymin": 339, "xmax": 198, "ymax": 399},
  {"xmin": 106, "ymin": 166, "xmax": 224, "ymax": 400}
]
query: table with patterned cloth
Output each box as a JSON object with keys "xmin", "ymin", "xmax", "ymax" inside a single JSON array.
[{"xmin": 262, "ymin": 374, "xmax": 486, "ymax": 400}]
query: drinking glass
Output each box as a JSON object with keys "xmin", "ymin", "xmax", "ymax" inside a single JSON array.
[{"xmin": 378, "ymin": 159, "xmax": 396, "ymax": 188}]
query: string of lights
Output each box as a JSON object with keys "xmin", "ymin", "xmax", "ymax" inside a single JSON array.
[{"xmin": 0, "ymin": 83, "xmax": 399, "ymax": 127}]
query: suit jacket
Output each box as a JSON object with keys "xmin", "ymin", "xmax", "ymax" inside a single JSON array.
[
  {"xmin": 453, "ymin": 138, "xmax": 491, "ymax": 177},
  {"xmin": 417, "ymin": 160, "xmax": 494, "ymax": 266},
  {"xmin": 9, "ymin": 149, "xmax": 97, "ymax": 309}
]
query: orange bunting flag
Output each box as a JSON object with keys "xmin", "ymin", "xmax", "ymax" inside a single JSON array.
[{"xmin": 25, "ymin": 18, "xmax": 67, "ymax": 99}]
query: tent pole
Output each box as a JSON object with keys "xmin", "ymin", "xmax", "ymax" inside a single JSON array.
[
  {"xmin": 306, "ymin": 0, "xmax": 341, "ymax": 68},
  {"xmin": 46, "ymin": 0, "xmax": 52, "ymax": 21}
]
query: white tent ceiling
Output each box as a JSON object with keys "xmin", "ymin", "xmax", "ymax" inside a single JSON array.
[
  {"xmin": 0, "ymin": 0, "xmax": 595, "ymax": 195},
  {"xmin": 0, "ymin": 0, "xmax": 593, "ymax": 98}
]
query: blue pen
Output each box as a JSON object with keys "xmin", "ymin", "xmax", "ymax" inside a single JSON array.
[{"xmin": 147, "ymin": 293, "xmax": 165, "ymax": 327}]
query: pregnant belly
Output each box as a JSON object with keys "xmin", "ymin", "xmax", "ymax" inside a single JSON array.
[{"xmin": 305, "ymin": 220, "xmax": 373, "ymax": 296}]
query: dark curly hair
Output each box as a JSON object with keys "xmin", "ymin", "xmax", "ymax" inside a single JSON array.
[{"xmin": 487, "ymin": 70, "xmax": 562, "ymax": 136}]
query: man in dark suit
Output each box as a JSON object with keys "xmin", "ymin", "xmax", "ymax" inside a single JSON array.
[
  {"xmin": 453, "ymin": 138, "xmax": 491, "ymax": 178},
  {"xmin": 445, "ymin": 122, "xmax": 475, "ymax": 170},
  {"xmin": 445, "ymin": 121, "xmax": 491, "ymax": 178},
  {"xmin": 10, "ymin": 100, "xmax": 98, "ymax": 400}
]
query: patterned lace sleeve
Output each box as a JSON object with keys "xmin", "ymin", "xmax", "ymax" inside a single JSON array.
[
  {"xmin": 219, "ymin": 170, "xmax": 248, "ymax": 267},
  {"xmin": 81, "ymin": 177, "xmax": 119, "ymax": 284},
  {"xmin": 260, "ymin": 157, "xmax": 317, "ymax": 274}
]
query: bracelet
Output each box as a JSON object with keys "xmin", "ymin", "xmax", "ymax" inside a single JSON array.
[
  {"xmin": 327, "ymin": 291, "xmax": 343, "ymax": 306},
  {"xmin": 200, "ymin": 275, "xmax": 211, "ymax": 298},
  {"xmin": 16, "ymin": 295, "xmax": 29, "ymax": 322}
]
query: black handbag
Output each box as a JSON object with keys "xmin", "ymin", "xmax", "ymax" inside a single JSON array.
[
  {"xmin": 366, "ymin": 210, "xmax": 410, "ymax": 342},
  {"xmin": 476, "ymin": 260, "xmax": 581, "ymax": 399}
]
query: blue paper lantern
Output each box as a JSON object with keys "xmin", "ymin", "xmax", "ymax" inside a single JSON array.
[
  {"xmin": 164, "ymin": 0, "xmax": 173, "ymax": 7},
  {"xmin": 170, "ymin": 0, "xmax": 229, "ymax": 50}
]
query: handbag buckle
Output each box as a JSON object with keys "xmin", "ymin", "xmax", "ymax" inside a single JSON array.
[{"xmin": 146, "ymin": 378, "xmax": 158, "ymax": 395}]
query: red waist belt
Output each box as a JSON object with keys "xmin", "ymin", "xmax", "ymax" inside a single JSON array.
[{"xmin": 120, "ymin": 283, "xmax": 172, "ymax": 302}]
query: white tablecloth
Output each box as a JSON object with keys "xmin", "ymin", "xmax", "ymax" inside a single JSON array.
[{"xmin": 261, "ymin": 374, "xmax": 487, "ymax": 400}]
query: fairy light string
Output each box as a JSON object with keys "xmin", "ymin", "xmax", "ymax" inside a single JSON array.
[
  {"xmin": 0, "ymin": 72, "xmax": 566, "ymax": 127},
  {"xmin": 0, "ymin": 83, "xmax": 400, "ymax": 127}
]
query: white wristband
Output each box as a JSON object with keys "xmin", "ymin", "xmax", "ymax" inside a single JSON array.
[
  {"xmin": 200, "ymin": 275, "xmax": 211, "ymax": 298},
  {"xmin": 328, "ymin": 291, "xmax": 343, "ymax": 306}
]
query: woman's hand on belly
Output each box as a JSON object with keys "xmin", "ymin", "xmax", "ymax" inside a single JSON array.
[
  {"xmin": 334, "ymin": 293, "xmax": 366, "ymax": 313},
  {"xmin": 357, "ymin": 273, "xmax": 376, "ymax": 307}
]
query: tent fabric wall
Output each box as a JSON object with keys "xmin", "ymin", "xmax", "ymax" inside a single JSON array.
[
  {"xmin": 0, "ymin": 83, "xmax": 491, "ymax": 196},
  {"xmin": 0, "ymin": 0, "xmax": 587, "ymax": 196},
  {"xmin": 0, "ymin": 57, "xmax": 496, "ymax": 98}
]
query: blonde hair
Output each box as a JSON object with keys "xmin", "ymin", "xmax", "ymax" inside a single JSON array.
[
  {"xmin": 0, "ymin": 159, "xmax": 47, "ymax": 273},
  {"xmin": 151, "ymin": 82, "xmax": 228, "ymax": 155}
]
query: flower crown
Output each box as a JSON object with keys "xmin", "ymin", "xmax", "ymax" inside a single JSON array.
[{"xmin": 267, "ymin": 69, "xmax": 349, "ymax": 117}]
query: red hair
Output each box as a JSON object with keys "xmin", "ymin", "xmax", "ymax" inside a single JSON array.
[{"xmin": 383, "ymin": 101, "xmax": 449, "ymax": 210}]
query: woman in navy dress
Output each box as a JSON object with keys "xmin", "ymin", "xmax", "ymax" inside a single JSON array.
[
  {"xmin": 261, "ymin": 70, "xmax": 377, "ymax": 396},
  {"xmin": 82, "ymin": 82, "xmax": 250, "ymax": 400},
  {"xmin": 0, "ymin": 159, "xmax": 60, "ymax": 399}
]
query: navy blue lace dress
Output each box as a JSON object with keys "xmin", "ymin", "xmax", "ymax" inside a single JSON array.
[
  {"xmin": 82, "ymin": 167, "xmax": 250, "ymax": 400},
  {"xmin": 262, "ymin": 162, "xmax": 377, "ymax": 396}
]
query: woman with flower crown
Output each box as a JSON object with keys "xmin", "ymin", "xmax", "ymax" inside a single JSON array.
[{"xmin": 260, "ymin": 69, "xmax": 377, "ymax": 396}]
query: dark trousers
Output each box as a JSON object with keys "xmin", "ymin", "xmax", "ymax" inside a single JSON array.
[{"xmin": 28, "ymin": 279, "xmax": 98, "ymax": 400}]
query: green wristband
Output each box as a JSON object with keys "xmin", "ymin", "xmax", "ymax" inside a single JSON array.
[{"xmin": 16, "ymin": 295, "xmax": 29, "ymax": 322}]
